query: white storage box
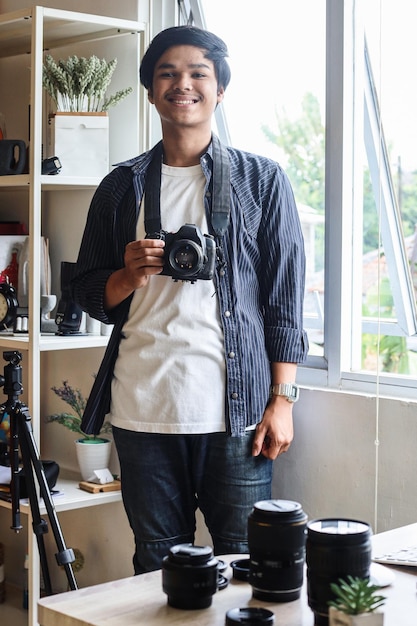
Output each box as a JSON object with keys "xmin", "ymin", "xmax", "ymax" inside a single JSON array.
[{"xmin": 48, "ymin": 112, "xmax": 109, "ymax": 178}]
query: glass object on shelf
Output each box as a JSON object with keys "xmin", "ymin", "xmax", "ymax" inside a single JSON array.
[
  {"xmin": 0, "ymin": 112, "xmax": 6, "ymax": 139},
  {"xmin": 0, "ymin": 245, "xmax": 18, "ymax": 287}
]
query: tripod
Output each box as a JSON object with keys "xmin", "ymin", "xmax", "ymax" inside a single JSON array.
[{"xmin": 1, "ymin": 350, "xmax": 77, "ymax": 594}]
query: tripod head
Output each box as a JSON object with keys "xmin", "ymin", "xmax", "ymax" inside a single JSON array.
[{"xmin": 0, "ymin": 350, "xmax": 23, "ymax": 400}]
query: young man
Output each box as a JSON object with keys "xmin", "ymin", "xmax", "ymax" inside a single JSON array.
[{"xmin": 72, "ymin": 25, "xmax": 308, "ymax": 573}]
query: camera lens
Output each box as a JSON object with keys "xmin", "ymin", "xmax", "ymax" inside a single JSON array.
[
  {"xmin": 168, "ymin": 240, "xmax": 203, "ymax": 275},
  {"xmin": 162, "ymin": 543, "xmax": 219, "ymax": 610},
  {"xmin": 225, "ymin": 607, "xmax": 275, "ymax": 625},
  {"xmin": 306, "ymin": 519, "xmax": 372, "ymax": 626},
  {"xmin": 248, "ymin": 499, "xmax": 308, "ymax": 602}
]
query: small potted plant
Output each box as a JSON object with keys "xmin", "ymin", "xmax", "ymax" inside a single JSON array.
[
  {"xmin": 328, "ymin": 575, "xmax": 386, "ymax": 626},
  {"xmin": 43, "ymin": 54, "xmax": 133, "ymax": 177},
  {"xmin": 43, "ymin": 54, "xmax": 133, "ymax": 113},
  {"xmin": 46, "ymin": 380, "xmax": 112, "ymax": 481}
]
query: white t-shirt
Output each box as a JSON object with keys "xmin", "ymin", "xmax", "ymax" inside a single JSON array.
[{"xmin": 110, "ymin": 163, "xmax": 226, "ymax": 433}]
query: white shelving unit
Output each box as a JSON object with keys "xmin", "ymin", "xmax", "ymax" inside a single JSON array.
[
  {"xmin": 1, "ymin": 475, "xmax": 123, "ymax": 515},
  {"xmin": 0, "ymin": 7, "xmax": 147, "ymax": 625}
]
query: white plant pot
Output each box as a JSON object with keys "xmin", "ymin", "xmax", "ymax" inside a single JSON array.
[
  {"xmin": 329, "ymin": 606, "xmax": 384, "ymax": 626},
  {"xmin": 75, "ymin": 438, "xmax": 112, "ymax": 482}
]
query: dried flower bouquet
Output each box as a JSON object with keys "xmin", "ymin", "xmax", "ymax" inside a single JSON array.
[{"xmin": 43, "ymin": 54, "xmax": 133, "ymax": 113}]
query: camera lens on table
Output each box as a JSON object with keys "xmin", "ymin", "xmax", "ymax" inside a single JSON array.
[
  {"xmin": 248, "ymin": 499, "xmax": 308, "ymax": 602},
  {"xmin": 306, "ymin": 518, "xmax": 372, "ymax": 626},
  {"xmin": 225, "ymin": 607, "xmax": 275, "ymax": 624},
  {"xmin": 162, "ymin": 543, "xmax": 219, "ymax": 610}
]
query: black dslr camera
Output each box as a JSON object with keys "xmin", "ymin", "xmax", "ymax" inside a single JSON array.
[{"xmin": 146, "ymin": 223, "xmax": 216, "ymax": 283}]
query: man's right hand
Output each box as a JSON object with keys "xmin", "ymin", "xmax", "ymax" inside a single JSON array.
[{"xmin": 104, "ymin": 238, "xmax": 165, "ymax": 310}]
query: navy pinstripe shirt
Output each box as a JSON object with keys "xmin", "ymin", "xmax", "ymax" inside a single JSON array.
[{"xmin": 72, "ymin": 138, "xmax": 308, "ymax": 436}]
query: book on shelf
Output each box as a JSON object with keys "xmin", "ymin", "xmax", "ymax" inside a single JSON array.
[{"xmin": 0, "ymin": 222, "xmax": 28, "ymax": 235}]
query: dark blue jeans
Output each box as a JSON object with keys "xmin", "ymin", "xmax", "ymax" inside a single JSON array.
[{"xmin": 112, "ymin": 428, "xmax": 273, "ymax": 573}]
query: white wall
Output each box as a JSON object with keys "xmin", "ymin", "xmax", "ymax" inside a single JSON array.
[
  {"xmin": 196, "ymin": 387, "xmax": 417, "ymax": 549},
  {"xmin": 275, "ymin": 388, "xmax": 417, "ymax": 534}
]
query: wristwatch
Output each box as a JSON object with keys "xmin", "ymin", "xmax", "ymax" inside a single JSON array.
[
  {"xmin": 270, "ymin": 383, "xmax": 300, "ymax": 403},
  {"xmin": 0, "ymin": 282, "xmax": 19, "ymax": 329}
]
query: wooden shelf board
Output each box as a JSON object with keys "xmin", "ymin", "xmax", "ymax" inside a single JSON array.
[
  {"xmin": 0, "ymin": 7, "xmax": 144, "ymax": 58},
  {"xmin": 0, "ymin": 333, "xmax": 109, "ymax": 351},
  {"xmin": 0, "ymin": 174, "xmax": 104, "ymax": 189},
  {"xmin": 0, "ymin": 473, "xmax": 121, "ymax": 515}
]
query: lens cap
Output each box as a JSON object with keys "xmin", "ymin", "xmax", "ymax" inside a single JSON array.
[
  {"xmin": 230, "ymin": 558, "xmax": 250, "ymax": 581},
  {"xmin": 225, "ymin": 607, "xmax": 275, "ymax": 624}
]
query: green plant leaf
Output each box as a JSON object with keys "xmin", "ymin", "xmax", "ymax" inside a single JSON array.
[{"xmin": 328, "ymin": 576, "xmax": 386, "ymax": 615}]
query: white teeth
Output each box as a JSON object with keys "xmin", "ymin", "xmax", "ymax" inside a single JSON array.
[{"xmin": 173, "ymin": 100, "xmax": 195, "ymax": 104}]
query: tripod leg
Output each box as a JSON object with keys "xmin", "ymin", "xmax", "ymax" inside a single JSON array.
[
  {"xmin": 9, "ymin": 402, "xmax": 23, "ymax": 532},
  {"xmin": 17, "ymin": 403, "xmax": 78, "ymax": 592},
  {"xmin": 18, "ymin": 430, "xmax": 53, "ymax": 596}
]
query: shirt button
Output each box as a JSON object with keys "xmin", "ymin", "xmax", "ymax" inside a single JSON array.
[
  {"xmin": 231, "ymin": 392, "xmax": 239, "ymax": 400},
  {"xmin": 219, "ymin": 269, "xmax": 225, "ymax": 277},
  {"xmin": 228, "ymin": 351, "xmax": 235, "ymax": 358},
  {"xmin": 224, "ymin": 310, "xmax": 231, "ymax": 318}
]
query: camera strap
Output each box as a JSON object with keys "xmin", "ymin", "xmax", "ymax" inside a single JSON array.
[
  {"xmin": 144, "ymin": 135, "xmax": 231, "ymax": 237},
  {"xmin": 210, "ymin": 134, "xmax": 231, "ymax": 237},
  {"xmin": 144, "ymin": 141, "xmax": 163, "ymax": 235}
]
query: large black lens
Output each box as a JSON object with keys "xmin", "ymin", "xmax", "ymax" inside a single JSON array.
[
  {"xmin": 248, "ymin": 499, "xmax": 308, "ymax": 602},
  {"xmin": 306, "ymin": 519, "xmax": 372, "ymax": 626},
  {"xmin": 162, "ymin": 544, "xmax": 218, "ymax": 610}
]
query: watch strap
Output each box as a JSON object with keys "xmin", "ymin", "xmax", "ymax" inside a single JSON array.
[{"xmin": 270, "ymin": 383, "xmax": 299, "ymax": 403}]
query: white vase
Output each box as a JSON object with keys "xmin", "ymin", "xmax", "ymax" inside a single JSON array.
[
  {"xmin": 75, "ymin": 438, "xmax": 112, "ymax": 481},
  {"xmin": 329, "ymin": 606, "xmax": 384, "ymax": 626}
]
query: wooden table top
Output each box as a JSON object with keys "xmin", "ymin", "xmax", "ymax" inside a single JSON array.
[{"xmin": 38, "ymin": 524, "xmax": 417, "ymax": 626}]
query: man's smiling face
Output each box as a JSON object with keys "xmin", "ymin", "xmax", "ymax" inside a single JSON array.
[{"xmin": 148, "ymin": 45, "xmax": 224, "ymax": 133}]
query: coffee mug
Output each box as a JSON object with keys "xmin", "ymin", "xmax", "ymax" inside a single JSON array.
[{"xmin": 0, "ymin": 139, "xmax": 26, "ymax": 175}]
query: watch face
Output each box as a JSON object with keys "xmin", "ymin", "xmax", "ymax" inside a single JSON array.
[
  {"xmin": 0, "ymin": 293, "xmax": 8, "ymax": 323},
  {"xmin": 271, "ymin": 383, "xmax": 299, "ymax": 403}
]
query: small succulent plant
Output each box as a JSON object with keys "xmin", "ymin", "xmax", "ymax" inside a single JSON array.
[
  {"xmin": 43, "ymin": 54, "xmax": 133, "ymax": 112},
  {"xmin": 328, "ymin": 576, "xmax": 386, "ymax": 615}
]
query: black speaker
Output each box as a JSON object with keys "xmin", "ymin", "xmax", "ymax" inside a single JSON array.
[
  {"xmin": 55, "ymin": 262, "xmax": 83, "ymax": 335},
  {"xmin": 0, "ymin": 139, "xmax": 26, "ymax": 175}
]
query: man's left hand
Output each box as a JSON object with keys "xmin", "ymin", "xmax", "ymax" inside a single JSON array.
[{"xmin": 252, "ymin": 396, "xmax": 294, "ymax": 460}]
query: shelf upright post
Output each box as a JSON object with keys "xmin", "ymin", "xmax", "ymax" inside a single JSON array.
[{"xmin": 27, "ymin": 7, "xmax": 44, "ymax": 626}]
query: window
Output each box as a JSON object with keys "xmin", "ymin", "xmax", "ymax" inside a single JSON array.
[
  {"xmin": 354, "ymin": 2, "xmax": 417, "ymax": 385},
  {"xmin": 178, "ymin": 0, "xmax": 417, "ymax": 399},
  {"xmin": 191, "ymin": 0, "xmax": 326, "ymax": 360}
]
